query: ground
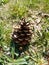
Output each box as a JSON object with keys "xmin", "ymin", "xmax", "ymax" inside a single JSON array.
[{"xmin": 0, "ymin": 0, "xmax": 49, "ymax": 65}]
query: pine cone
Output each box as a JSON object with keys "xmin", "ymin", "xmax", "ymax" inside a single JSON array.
[{"xmin": 12, "ymin": 18, "xmax": 32, "ymax": 46}]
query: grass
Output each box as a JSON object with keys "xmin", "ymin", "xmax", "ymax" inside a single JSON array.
[{"xmin": 0, "ymin": 0, "xmax": 49, "ymax": 65}]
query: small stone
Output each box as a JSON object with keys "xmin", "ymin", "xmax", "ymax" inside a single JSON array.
[{"xmin": 35, "ymin": 17, "xmax": 41, "ymax": 24}]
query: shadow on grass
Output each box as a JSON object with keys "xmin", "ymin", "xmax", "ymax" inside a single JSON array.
[{"xmin": 10, "ymin": 40, "xmax": 29, "ymax": 59}]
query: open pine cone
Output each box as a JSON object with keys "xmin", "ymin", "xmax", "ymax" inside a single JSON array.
[{"xmin": 12, "ymin": 18, "xmax": 32, "ymax": 46}]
